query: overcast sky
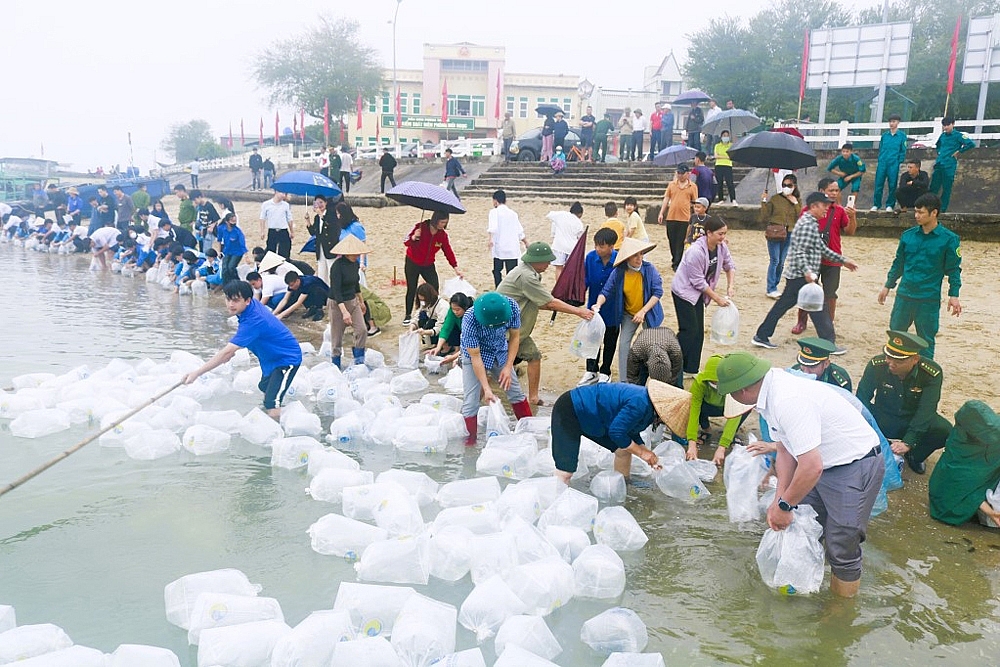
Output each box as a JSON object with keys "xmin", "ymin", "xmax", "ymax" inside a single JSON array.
[{"xmin": 2, "ymin": 0, "xmax": 878, "ymax": 173}]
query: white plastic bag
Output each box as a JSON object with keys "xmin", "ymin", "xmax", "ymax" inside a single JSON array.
[
  {"xmin": 9, "ymin": 408, "xmax": 72, "ymax": 438},
  {"xmin": 503, "ymin": 515, "xmax": 560, "ymax": 564},
  {"xmin": 193, "ymin": 410, "xmax": 244, "ymax": 434},
  {"xmin": 306, "ymin": 447, "xmax": 361, "ymax": 477},
  {"xmin": 654, "ymin": 463, "xmax": 710, "ymax": 502},
  {"xmin": 442, "ymin": 277, "xmax": 477, "ymax": 298},
  {"xmin": 436, "ymin": 476, "xmax": 501, "ymax": 508},
  {"xmin": 458, "ymin": 575, "xmax": 527, "ymax": 642},
  {"xmin": 390, "ymin": 593, "xmax": 457, "ymax": 667},
  {"xmin": 573, "ymin": 544, "xmax": 626, "ymax": 599},
  {"xmin": 393, "ymin": 425, "xmax": 447, "ymax": 454},
  {"xmin": 432, "ymin": 502, "xmax": 501, "ymax": 535},
  {"xmin": 356, "ymin": 535, "xmax": 430, "ymax": 585},
  {"xmin": 724, "ymin": 442, "xmax": 770, "ymax": 523},
  {"xmin": 187, "ymin": 593, "xmax": 284, "ymax": 645},
  {"xmin": 590, "ymin": 470, "xmax": 627, "ymax": 504},
  {"xmin": 569, "ymin": 316, "xmax": 607, "ymax": 359},
  {"xmin": 307, "ymin": 468, "xmax": 374, "ymax": 503},
  {"xmin": 196, "ymin": 619, "xmax": 291, "ymax": 667},
  {"xmin": 495, "ymin": 615, "xmax": 562, "ymax": 661},
  {"xmin": 537, "ymin": 487, "xmax": 599, "ymax": 533},
  {"xmin": 431, "ymin": 648, "xmax": 487, "ymax": 667},
  {"xmin": 390, "ymin": 369, "xmax": 429, "ymax": 395},
  {"xmin": 343, "ymin": 482, "xmax": 409, "ymax": 521},
  {"xmin": 108, "ymin": 644, "xmax": 181, "ymax": 667},
  {"xmin": 397, "ymin": 332, "xmax": 421, "ymax": 370},
  {"xmin": 333, "ymin": 582, "xmax": 416, "ymax": 639},
  {"xmin": 428, "ymin": 525, "xmax": 476, "ymax": 581},
  {"xmin": 497, "ymin": 482, "xmax": 543, "ymax": 524},
  {"xmin": 11, "ymin": 646, "xmax": 106, "ymax": 666},
  {"xmin": 420, "ymin": 392, "xmax": 463, "ymax": 412},
  {"xmin": 506, "ymin": 556, "xmax": 575, "ymax": 616},
  {"xmin": 544, "ymin": 525, "xmax": 592, "ymax": 563},
  {"xmin": 373, "ymin": 489, "xmax": 426, "ymax": 537},
  {"xmin": 270, "ymin": 610, "xmax": 354, "ymax": 667},
  {"xmin": 710, "ymin": 301, "xmax": 740, "ymax": 345},
  {"xmin": 330, "ymin": 636, "xmax": 405, "ymax": 667},
  {"xmin": 469, "ymin": 532, "xmax": 519, "ymax": 584},
  {"xmin": 308, "ymin": 513, "xmax": 388, "ymax": 561},
  {"xmin": 601, "ymin": 653, "xmax": 666, "ymax": 667},
  {"xmin": 441, "ymin": 367, "xmax": 464, "ymax": 394},
  {"xmin": 493, "ymin": 644, "xmax": 559, "ymax": 667},
  {"xmin": 593, "ymin": 506, "xmax": 649, "ymax": 552},
  {"xmin": 281, "ymin": 411, "xmax": 322, "ymax": 437},
  {"xmin": 0, "ymin": 624, "xmax": 73, "ymax": 663},
  {"xmin": 580, "ymin": 607, "xmax": 649, "ymax": 654},
  {"xmin": 180, "ymin": 423, "xmax": 230, "ymax": 455},
  {"xmin": 270, "ymin": 436, "xmax": 324, "ymax": 469},
  {"xmin": 376, "ymin": 469, "xmax": 439, "ymax": 506},
  {"xmin": 476, "ymin": 442, "xmax": 535, "ymax": 480},
  {"xmin": 238, "ymin": 407, "xmax": 284, "ymax": 445},
  {"xmin": 126, "ymin": 429, "xmax": 181, "ymax": 460},
  {"xmin": 485, "ymin": 399, "xmax": 512, "ymax": 437},
  {"xmin": 756, "ymin": 504, "xmax": 826, "ymax": 595},
  {"xmin": 164, "ymin": 568, "xmax": 261, "ymax": 631}
]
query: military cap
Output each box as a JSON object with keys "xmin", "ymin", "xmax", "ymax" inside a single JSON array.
[
  {"xmin": 796, "ymin": 337, "xmax": 837, "ymax": 366},
  {"xmin": 883, "ymin": 330, "xmax": 928, "ymax": 359}
]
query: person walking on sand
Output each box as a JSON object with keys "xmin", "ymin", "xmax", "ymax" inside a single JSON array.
[
  {"xmin": 443, "ymin": 148, "xmax": 465, "ymax": 200},
  {"xmin": 487, "ymin": 189, "xmax": 526, "ymax": 287},
  {"xmin": 402, "ymin": 210, "xmax": 464, "ymax": 325}
]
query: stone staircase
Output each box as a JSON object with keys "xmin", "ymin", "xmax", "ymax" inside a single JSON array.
[{"xmin": 461, "ymin": 161, "xmax": 753, "ymax": 205}]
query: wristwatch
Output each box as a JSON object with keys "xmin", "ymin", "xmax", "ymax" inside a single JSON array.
[{"xmin": 777, "ymin": 497, "xmax": 797, "ymax": 512}]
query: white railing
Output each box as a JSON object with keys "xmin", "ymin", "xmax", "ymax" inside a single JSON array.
[
  {"xmin": 354, "ymin": 138, "xmax": 502, "ymax": 161},
  {"xmin": 153, "ymin": 145, "xmax": 296, "ymax": 177},
  {"xmin": 774, "ymin": 117, "xmax": 1000, "ymax": 148}
]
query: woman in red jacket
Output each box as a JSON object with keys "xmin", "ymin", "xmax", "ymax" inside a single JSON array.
[{"xmin": 403, "ymin": 210, "xmax": 464, "ymax": 324}]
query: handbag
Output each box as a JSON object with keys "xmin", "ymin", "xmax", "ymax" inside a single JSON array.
[{"xmin": 764, "ymin": 223, "xmax": 787, "ymax": 241}]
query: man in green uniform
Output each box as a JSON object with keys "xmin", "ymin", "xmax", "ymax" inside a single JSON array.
[
  {"xmin": 929, "ymin": 115, "xmax": 975, "ymax": 213},
  {"xmin": 871, "ymin": 114, "xmax": 908, "ymax": 212},
  {"xmin": 792, "ymin": 337, "xmax": 852, "ymax": 390},
  {"xmin": 826, "ymin": 143, "xmax": 866, "ymax": 195},
  {"xmin": 593, "ymin": 113, "xmax": 614, "ymax": 163},
  {"xmin": 497, "ymin": 242, "xmax": 593, "ymax": 406},
  {"xmin": 856, "ymin": 330, "xmax": 951, "ymax": 474},
  {"xmin": 877, "ymin": 192, "xmax": 961, "ymax": 359},
  {"xmin": 173, "ymin": 184, "xmax": 197, "ymax": 232}
]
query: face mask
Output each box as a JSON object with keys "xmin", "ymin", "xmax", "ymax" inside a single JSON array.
[
  {"xmin": 627, "ymin": 263, "xmax": 642, "ymax": 272},
  {"xmin": 722, "ymin": 136, "xmax": 730, "ymax": 143},
  {"xmin": 782, "ymin": 187, "xmax": 794, "ymax": 196}
]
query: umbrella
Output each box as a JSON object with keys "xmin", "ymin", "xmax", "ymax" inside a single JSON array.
[
  {"xmin": 551, "ymin": 225, "xmax": 590, "ymax": 311},
  {"xmin": 652, "ymin": 145, "xmax": 697, "ymax": 167},
  {"xmin": 386, "ymin": 181, "xmax": 466, "ymax": 215},
  {"xmin": 728, "ymin": 131, "xmax": 817, "ymax": 170},
  {"xmin": 673, "ymin": 89, "xmax": 711, "ymax": 105},
  {"xmin": 271, "ymin": 170, "xmax": 342, "ymax": 197},
  {"xmin": 701, "ymin": 109, "xmax": 762, "ymax": 136},
  {"xmin": 300, "ymin": 237, "xmax": 316, "ymax": 254},
  {"xmin": 770, "ymin": 126, "xmax": 805, "ymax": 139},
  {"xmin": 535, "ymin": 104, "xmax": 565, "ymax": 117}
]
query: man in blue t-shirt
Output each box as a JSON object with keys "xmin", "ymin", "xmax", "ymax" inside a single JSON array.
[{"xmin": 184, "ymin": 280, "xmax": 302, "ymax": 418}]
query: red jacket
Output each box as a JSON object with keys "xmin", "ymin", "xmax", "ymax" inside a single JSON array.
[{"xmin": 404, "ymin": 221, "xmax": 458, "ymax": 267}]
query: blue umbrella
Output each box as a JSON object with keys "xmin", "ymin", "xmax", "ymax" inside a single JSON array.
[
  {"xmin": 673, "ymin": 89, "xmax": 711, "ymax": 105},
  {"xmin": 386, "ymin": 181, "xmax": 466, "ymax": 215},
  {"xmin": 701, "ymin": 109, "xmax": 762, "ymax": 136},
  {"xmin": 652, "ymin": 145, "xmax": 698, "ymax": 167},
  {"xmin": 271, "ymin": 170, "xmax": 342, "ymax": 197}
]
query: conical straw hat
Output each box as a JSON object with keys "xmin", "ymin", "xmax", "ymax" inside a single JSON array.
[
  {"xmin": 331, "ymin": 234, "xmax": 369, "ymax": 255},
  {"xmin": 258, "ymin": 251, "xmax": 286, "ymax": 273},
  {"xmin": 646, "ymin": 379, "xmax": 692, "ymax": 437},
  {"xmin": 613, "ymin": 237, "xmax": 657, "ymax": 267}
]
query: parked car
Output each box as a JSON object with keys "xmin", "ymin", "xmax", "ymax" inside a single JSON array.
[{"xmin": 508, "ymin": 127, "xmax": 581, "ymax": 161}]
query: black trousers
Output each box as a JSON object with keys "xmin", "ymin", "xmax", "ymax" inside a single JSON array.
[
  {"xmin": 756, "ymin": 276, "xmax": 835, "ymax": 342},
  {"xmin": 586, "ymin": 324, "xmax": 621, "ymax": 376},
  {"xmin": 715, "ymin": 165, "xmax": 736, "ymax": 202},
  {"xmin": 338, "ymin": 171, "xmax": 351, "ymax": 193},
  {"xmin": 302, "ymin": 283, "xmax": 329, "ymax": 310},
  {"xmin": 665, "ymin": 220, "xmax": 687, "ymax": 270},
  {"xmin": 551, "ymin": 392, "xmax": 621, "ymax": 473},
  {"xmin": 673, "ymin": 292, "xmax": 704, "ymax": 374},
  {"xmin": 404, "ymin": 256, "xmax": 439, "ymax": 318},
  {"xmin": 266, "ymin": 228, "xmax": 291, "ymax": 258},
  {"xmin": 380, "ymin": 171, "xmax": 396, "ymax": 193},
  {"xmin": 492, "ymin": 258, "xmax": 517, "ymax": 287}
]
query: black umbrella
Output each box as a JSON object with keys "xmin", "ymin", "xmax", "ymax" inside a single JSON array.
[
  {"xmin": 673, "ymin": 89, "xmax": 712, "ymax": 105},
  {"xmin": 386, "ymin": 181, "xmax": 467, "ymax": 215},
  {"xmin": 727, "ymin": 131, "xmax": 817, "ymax": 170},
  {"xmin": 535, "ymin": 104, "xmax": 565, "ymax": 117}
]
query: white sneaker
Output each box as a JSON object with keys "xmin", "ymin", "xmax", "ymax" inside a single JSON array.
[
  {"xmin": 766, "ymin": 290, "xmax": 781, "ymax": 299},
  {"xmin": 597, "ymin": 373, "xmax": 611, "ymax": 383},
  {"xmin": 869, "ymin": 206, "xmax": 879, "ymax": 212},
  {"xmin": 885, "ymin": 206, "xmax": 894, "ymax": 212},
  {"xmin": 578, "ymin": 371, "xmax": 598, "ymax": 386}
]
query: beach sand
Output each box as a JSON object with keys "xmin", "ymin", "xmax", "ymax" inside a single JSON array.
[{"xmin": 216, "ymin": 195, "xmax": 996, "ymax": 420}]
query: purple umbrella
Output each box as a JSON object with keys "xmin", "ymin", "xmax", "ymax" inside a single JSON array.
[
  {"xmin": 653, "ymin": 145, "xmax": 698, "ymax": 167},
  {"xmin": 386, "ymin": 181, "xmax": 467, "ymax": 215}
]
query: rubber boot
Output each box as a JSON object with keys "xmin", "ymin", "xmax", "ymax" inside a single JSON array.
[
  {"xmin": 826, "ymin": 298, "xmax": 837, "ymax": 323},
  {"xmin": 511, "ymin": 399, "xmax": 533, "ymax": 420},
  {"xmin": 331, "ymin": 356, "xmax": 341, "ymax": 369},
  {"xmin": 464, "ymin": 416, "xmax": 478, "ymax": 446},
  {"xmin": 791, "ymin": 308, "xmax": 808, "ymax": 335},
  {"xmin": 352, "ymin": 347, "xmax": 366, "ymax": 366}
]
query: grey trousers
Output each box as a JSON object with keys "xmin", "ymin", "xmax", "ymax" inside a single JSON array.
[
  {"xmin": 329, "ymin": 296, "xmax": 367, "ymax": 351},
  {"xmin": 461, "ymin": 360, "xmax": 526, "ymax": 417}
]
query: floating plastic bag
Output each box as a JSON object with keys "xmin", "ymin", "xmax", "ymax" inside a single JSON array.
[
  {"xmin": 12, "ymin": 645, "xmax": 107, "ymax": 667},
  {"xmin": 495, "ymin": 615, "xmax": 562, "ymax": 661},
  {"xmin": 179, "ymin": 425, "xmax": 231, "ymax": 455},
  {"xmin": 270, "ymin": 436, "xmax": 324, "ymax": 469},
  {"xmin": 590, "ymin": 471, "xmax": 627, "ymax": 504},
  {"xmin": 0, "ymin": 392, "xmax": 45, "ymax": 419},
  {"xmin": 343, "ymin": 482, "xmax": 409, "ymax": 521},
  {"xmin": 580, "ymin": 607, "xmax": 649, "ymax": 654},
  {"xmin": 307, "ymin": 447, "xmax": 361, "ymax": 477},
  {"xmin": 356, "ymin": 535, "xmax": 430, "ymax": 585},
  {"xmin": 330, "ymin": 636, "xmax": 405, "ymax": 667},
  {"xmin": 238, "ymin": 407, "xmax": 284, "ymax": 445},
  {"xmin": 329, "ymin": 412, "xmax": 372, "ymax": 445},
  {"xmin": 365, "ymin": 348, "xmax": 386, "ymax": 369},
  {"xmin": 164, "ymin": 569, "xmax": 261, "ymax": 631},
  {"xmin": 187, "ymin": 593, "xmax": 284, "ymax": 645},
  {"xmin": 506, "ymin": 556, "xmax": 575, "ymax": 616},
  {"xmin": 431, "ymin": 648, "xmax": 487, "ymax": 667},
  {"xmin": 398, "ymin": 333, "xmax": 421, "ymax": 370},
  {"xmin": 390, "ymin": 593, "xmax": 457, "ymax": 667},
  {"xmin": 196, "ymin": 619, "xmax": 291, "ymax": 667},
  {"xmin": 109, "ymin": 644, "xmax": 181, "ymax": 667},
  {"xmin": 458, "ymin": 575, "xmax": 527, "ymax": 642},
  {"xmin": 573, "ymin": 545, "xmax": 626, "ymax": 599},
  {"xmin": 432, "ymin": 502, "xmax": 501, "ymax": 535},
  {"xmin": 436, "ymin": 477, "xmax": 501, "ymax": 508},
  {"xmin": 420, "ymin": 392, "xmax": 463, "ymax": 412},
  {"xmin": 494, "ymin": 644, "xmax": 559, "ymax": 667},
  {"xmin": 393, "ymin": 426, "xmax": 447, "ymax": 454},
  {"xmin": 485, "ymin": 399, "xmax": 512, "ymax": 437},
  {"xmin": 373, "ymin": 489, "xmax": 426, "ymax": 537},
  {"xmin": 514, "ymin": 416, "xmax": 551, "ymax": 439},
  {"xmin": 441, "ymin": 367, "xmax": 464, "ymax": 394},
  {"xmin": 270, "ymin": 610, "xmax": 354, "ymax": 667},
  {"xmin": 442, "ymin": 277, "xmax": 477, "ymax": 299},
  {"xmin": 601, "ymin": 653, "xmax": 666, "ymax": 667},
  {"xmin": 497, "ymin": 482, "xmax": 542, "ymax": 524},
  {"xmin": 307, "ymin": 468, "xmax": 374, "ymax": 503},
  {"xmin": 0, "ymin": 606, "xmax": 13, "ymax": 633},
  {"xmin": 594, "ymin": 506, "xmax": 649, "ymax": 552},
  {"xmin": 390, "ymin": 369, "xmax": 429, "ymax": 395},
  {"xmin": 469, "ymin": 532, "xmax": 519, "ymax": 584},
  {"xmin": 724, "ymin": 443, "xmax": 770, "ymax": 523},
  {"xmin": 476, "ymin": 443, "xmax": 535, "ymax": 480},
  {"xmin": 755, "ymin": 504, "xmax": 826, "ymax": 595},
  {"xmin": 377, "ymin": 469, "xmax": 439, "ymax": 506},
  {"xmin": 308, "ymin": 513, "xmax": 388, "ymax": 561},
  {"xmin": 544, "ymin": 525, "xmax": 592, "ymax": 563},
  {"xmin": 503, "ymin": 515, "xmax": 560, "ymax": 564},
  {"xmin": 569, "ymin": 316, "xmax": 607, "ymax": 359},
  {"xmin": 654, "ymin": 463, "xmax": 710, "ymax": 502},
  {"xmin": 533, "ymin": 448, "xmax": 557, "ymax": 477},
  {"xmin": 333, "ymin": 582, "xmax": 416, "ymax": 639},
  {"xmin": 537, "ymin": 487, "xmax": 599, "ymax": 533},
  {"xmin": 9, "ymin": 408, "xmax": 72, "ymax": 439},
  {"xmin": 428, "ymin": 525, "xmax": 475, "ymax": 581},
  {"xmin": 0, "ymin": 624, "xmax": 73, "ymax": 663},
  {"xmin": 125, "ymin": 429, "xmax": 181, "ymax": 460},
  {"xmin": 438, "ymin": 412, "xmax": 470, "ymax": 440},
  {"xmin": 282, "ymin": 412, "xmax": 322, "ymax": 437},
  {"xmin": 710, "ymin": 301, "xmax": 740, "ymax": 346}
]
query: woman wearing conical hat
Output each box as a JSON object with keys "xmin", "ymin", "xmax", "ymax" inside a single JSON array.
[{"xmin": 327, "ymin": 234, "xmax": 370, "ymax": 369}]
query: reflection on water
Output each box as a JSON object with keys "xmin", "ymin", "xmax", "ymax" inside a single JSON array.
[{"xmin": 1, "ymin": 251, "xmax": 999, "ymax": 666}]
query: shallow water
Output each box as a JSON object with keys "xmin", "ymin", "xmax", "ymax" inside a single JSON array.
[{"xmin": 1, "ymin": 250, "xmax": 999, "ymax": 666}]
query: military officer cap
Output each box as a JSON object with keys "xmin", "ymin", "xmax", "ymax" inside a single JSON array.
[
  {"xmin": 883, "ymin": 330, "xmax": 928, "ymax": 359},
  {"xmin": 796, "ymin": 337, "xmax": 837, "ymax": 366}
]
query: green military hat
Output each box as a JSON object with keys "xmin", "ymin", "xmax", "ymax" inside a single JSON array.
[
  {"xmin": 883, "ymin": 330, "xmax": 928, "ymax": 359},
  {"xmin": 716, "ymin": 351, "xmax": 772, "ymax": 395},
  {"xmin": 522, "ymin": 241, "xmax": 557, "ymax": 263},
  {"xmin": 796, "ymin": 337, "xmax": 837, "ymax": 366}
]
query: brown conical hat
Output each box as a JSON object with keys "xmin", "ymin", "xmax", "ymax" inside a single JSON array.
[
  {"xmin": 646, "ymin": 379, "xmax": 692, "ymax": 437},
  {"xmin": 613, "ymin": 237, "xmax": 657, "ymax": 267},
  {"xmin": 331, "ymin": 234, "xmax": 369, "ymax": 255}
]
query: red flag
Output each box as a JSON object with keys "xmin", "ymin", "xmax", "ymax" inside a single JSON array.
[
  {"xmin": 339, "ymin": 116, "xmax": 345, "ymax": 143},
  {"xmin": 376, "ymin": 114, "xmax": 381, "ymax": 142},
  {"xmin": 947, "ymin": 15, "xmax": 962, "ymax": 95},
  {"xmin": 274, "ymin": 111, "xmax": 280, "ymax": 144},
  {"xmin": 495, "ymin": 70, "xmax": 502, "ymax": 120},
  {"xmin": 259, "ymin": 118, "xmax": 264, "ymax": 146},
  {"xmin": 300, "ymin": 108, "xmax": 305, "ymax": 141},
  {"xmin": 228, "ymin": 123, "xmax": 233, "ymax": 149},
  {"xmin": 395, "ymin": 90, "xmax": 402, "ymax": 129},
  {"xmin": 441, "ymin": 79, "xmax": 449, "ymax": 123},
  {"xmin": 799, "ymin": 29, "xmax": 810, "ymax": 102},
  {"xmin": 293, "ymin": 114, "xmax": 298, "ymax": 137},
  {"xmin": 356, "ymin": 92, "xmax": 363, "ymax": 130},
  {"xmin": 323, "ymin": 99, "xmax": 329, "ymax": 143},
  {"xmin": 240, "ymin": 119, "xmax": 245, "ymax": 146}
]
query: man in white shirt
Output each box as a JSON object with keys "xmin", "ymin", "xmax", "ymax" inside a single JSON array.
[
  {"xmin": 630, "ymin": 109, "xmax": 647, "ymax": 162},
  {"xmin": 246, "ymin": 270, "xmax": 288, "ymax": 309},
  {"xmin": 339, "ymin": 149, "xmax": 354, "ymax": 194},
  {"xmin": 716, "ymin": 351, "xmax": 885, "ymax": 598},
  {"xmin": 703, "ymin": 99, "xmax": 722, "ymax": 154},
  {"xmin": 487, "ymin": 189, "xmax": 526, "ymax": 287},
  {"xmin": 547, "ymin": 202, "xmax": 585, "ymax": 282},
  {"xmin": 188, "ymin": 159, "xmax": 200, "ymax": 188},
  {"xmin": 89, "ymin": 222, "xmax": 122, "ymax": 270},
  {"xmin": 259, "ymin": 191, "xmax": 294, "ymax": 258}
]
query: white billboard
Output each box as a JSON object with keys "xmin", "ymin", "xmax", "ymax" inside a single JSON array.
[
  {"xmin": 962, "ymin": 15, "xmax": 1000, "ymax": 84},
  {"xmin": 806, "ymin": 22, "xmax": 913, "ymax": 90}
]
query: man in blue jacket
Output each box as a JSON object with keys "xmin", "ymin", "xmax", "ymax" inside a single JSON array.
[
  {"xmin": 579, "ymin": 227, "xmax": 619, "ymax": 385},
  {"xmin": 871, "ymin": 114, "xmax": 908, "ymax": 212}
]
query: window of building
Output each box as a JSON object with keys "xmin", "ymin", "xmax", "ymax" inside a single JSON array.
[
  {"xmin": 506, "ymin": 96, "xmax": 515, "ymax": 115},
  {"xmin": 368, "ymin": 98, "xmax": 377, "ymax": 113},
  {"xmin": 471, "ymin": 95, "xmax": 486, "ymax": 117},
  {"xmin": 519, "ymin": 97, "xmax": 528, "ymax": 118},
  {"xmin": 448, "ymin": 95, "xmax": 473, "ymax": 117},
  {"xmin": 412, "ymin": 93, "xmax": 421, "ymax": 114},
  {"xmin": 399, "ymin": 92, "xmax": 408, "ymax": 114},
  {"xmin": 441, "ymin": 59, "xmax": 488, "ymax": 72},
  {"xmin": 381, "ymin": 92, "xmax": 390, "ymax": 114},
  {"xmin": 663, "ymin": 81, "xmax": 682, "ymax": 97},
  {"xmin": 562, "ymin": 98, "xmax": 572, "ymax": 113},
  {"xmin": 536, "ymin": 97, "xmax": 546, "ymax": 117}
]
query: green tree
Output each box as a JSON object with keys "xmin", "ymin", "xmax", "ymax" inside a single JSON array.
[
  {"xmin": 253, "ymin": 15, "xmax": 384, "ymax": 123},
  {"xmin": 161, "ymin": 119, "xmax": 217, "ymax": 162}
]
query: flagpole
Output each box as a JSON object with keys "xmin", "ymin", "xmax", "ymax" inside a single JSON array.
[{"xmin": 392, "ymin": 0, "xmax": 403, "ymax": 153}]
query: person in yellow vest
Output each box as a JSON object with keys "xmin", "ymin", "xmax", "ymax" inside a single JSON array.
[{"xmin": 714, "ymin": 130, "xmax": 736, "ymax": 204}]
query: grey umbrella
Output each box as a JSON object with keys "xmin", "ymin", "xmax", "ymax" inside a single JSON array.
[
  {"xmin": 673, "ymin": 89, "xmax": 712, "ymax": 105},
  {"xmin": 701, "ymin": 109, "xmax": 762, "ymax": 137},
  {"xmin": 652, "ymin": 145, "xmax": 698, "ymax": 167}
]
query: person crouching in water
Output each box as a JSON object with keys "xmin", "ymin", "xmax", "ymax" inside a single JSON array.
[
  {"xmin": 327, "ymin": 235, "xmax": 370, "ymax": 369},
  {"xmin": 550, "ymin": 380, "xmax": 691, "ymax": 484}
]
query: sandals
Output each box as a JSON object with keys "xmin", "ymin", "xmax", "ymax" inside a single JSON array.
[{"xmin": 696, "ymin": 430, "xmax": 711, "ymax": 447}]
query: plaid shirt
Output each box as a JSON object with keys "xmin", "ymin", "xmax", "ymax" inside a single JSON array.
[
  {"xmin": 460, "ymin": 296, "xmax": 521, "ymax": 370},
  {"xmin": 785, "ymin": 211, "xmax": 848, "ymax": 280}
]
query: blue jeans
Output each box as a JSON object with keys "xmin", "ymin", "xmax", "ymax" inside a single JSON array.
[{"xmin": 766, "ymin": 237, "xmax": 790, "ymax": 293}]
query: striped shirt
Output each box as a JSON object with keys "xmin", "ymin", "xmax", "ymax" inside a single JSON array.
[
  {"xmin": 627, "ymin": 326, "xmax": 683, "ymax": 386},
  {"xmin": 785, "ymin": 211, "xmax": 848, "ymax": 280},
  {"xmin": 460, "ymin": 297, "xmax": 521, "ymax": 370}
]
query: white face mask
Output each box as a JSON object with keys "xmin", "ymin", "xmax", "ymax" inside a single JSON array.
[
  {"xmin": 627, "ymin": 263, "xmax": 642, "ymax": 272},
  {"xmin": 782, "ymin": 186, "xmax": 794, "ymax": 196},
  {"xmin": 721, "ymin": 136, "xmax": 730, "ymax": 143}
]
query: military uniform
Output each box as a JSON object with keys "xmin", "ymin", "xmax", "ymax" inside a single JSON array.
[
  {"xmin": 792, "ymin": 337, "xmax": 853, "ymax": 391},
  {"xmin": 856, "ymin": 331, "xmax": 951, "ymax": 469}
]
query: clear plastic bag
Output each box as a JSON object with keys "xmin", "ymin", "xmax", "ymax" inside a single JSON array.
[
  {"xmin": 12, "ymin": 646, "xmax": 107, "ymax": 666},
  {"xmin": 390, "ymin": 593, "xmax": 457, "ymax": 667},
  {"xmin": 569, "ymin": 316, "xmax": 607, "ymax": 359},
  {"xmin": 544, "ymin": 525, "xmax": 592, "ymax": 563},
  {"xmin": 126, "ymin": 429, "xmax": 181, "ymax": 460},
  {"xmin": 238, "ymin": 407, "xmax": 284, "ymax": 445},
  {"xmin": 580, "ymin": 607, "xmax": 649, "ymax": 654},
  {"xmin": 485, "ymin": 399, "xmax": 512, "ymax": 437},
  {"xmin": 330, "ymin": 636, "xmax": 405, "ymax": 667},
  {"xmin": 755, "ymin": 504, "xmax": 826, "ymax": 595},
  {"xmin": 494, "ymin": 644, "xmax": 560, "ymax": 667},
  {"xmin": 710, "ymin": 301, "xmax": 740, "ymax": 345},
  {"xmin": 108, "ymin": 644, "xmax": 181, "ymax": 667},
  {"xmin": 181, "ymin": 425, "xmax": 232, "ymax": 455},
  {"xmin": 307, "ymin": 469, "xmax": 374, "ymax": 504},
  {"xmin": 9, "ymin": 408, "xmax": 72, "ymax": 439},
  {"xmin": 355, "ymin": 535, "xmax": 431, "ymax": 585},
  {"xmin": 187, "ymin": 593, "xmax": 284, "ymax": 645},
  {"xmin": 332, "ymin": 582, "xmax": 415, "ymax": 639},
  {"xmin": 503, "ymin": 515, "xmax": 560, "ymax": 564},
  {"xmin": 469, "ymin": 532, "xmax": 519, "ymax": 585},
  {"xmin": 458, "ymin": 574, "xmax": 527, "ymax": 642},
  {"xmin": 373, "ymin": 489, "xmax": 426, "ymax": 537},
  {"xmin": 196, "ymin": 619, "xmax": 291, "ymax": 666},
  {"xmin": 686, "ymin": 458, "xmax": 718, "ymax": 482},
  {"xmin": 506, "ymin": 556, "xmax": 575, "ymax": 616},
  {"xmin": 601, "ymin": 654, "xmax": 666, "ymax": 667},
  {"xmin": 432, "ymin": 502, "xmax": 501, "ymax": 535},
  {"xmin": 590, "ymin": 470, "xmax": 627, "ymax": 504},
  {"xmin": 390, "ymin": 369, "xmax": 429, "ymax": 395},
  {"xmin": 270, "ymin": 436, "xmax": 325, "ymax": 469},
  {"xmin": 0, "ymin": 606, "xmax": 13, "ymax": 633},
  {"xmin": 441, "ymin": 367, "xmax": 464, "ymax": 394},
  {"xmin": 476, "ymin": 442, "xmax": 535, "ymax": 480},
  {"xmin": 307, "ymin": 447, "xmax": 361, "ymax": 476},
  {"xmin": 497, "ymin": 482, "xmax": 543, "ymax": 524},
  {"xmin": 343, "ymin": 482, "xmax": 409, "ymax": 521},
  {"xmin": 654, "ymin": 463, "xmax": 710, "ymax": 502},
  {"xmin": 428, "ymin": 525, "xmax": 475, "ymax": 582},
  {"xmin": 593, "ymin": 506, "xmax": 649, "ymax": 552},
  {"xmin": 193, "ymin": 410, "xmax": 244, "ymax": 434},
  {"xmin": 442, "ymin": 277, "xmax": 477, "ymax": 298},
  {"xmin": 723, "ymin": 443, "xmax": 769, "ymax": 523},
  {"xmin": 436, "ymin": 477, "xmax": 501, "ymax": 508},
  {"xmin": 270, "ymin": 610, "xmax": 354, "ymax": 667},
  {"xmin": 0, "ymin": 624, "xmax": 73, "ymax": 663},
  {"xmin": 495, "ymin": 615, "xmax": 562, "ymax": 661},
  {"xmin": 164, "ymin": 569, "xmax": 261, "ymax": 631},
  {"xmin": 281, "ymin": 412, "xmax": 322, "ymax": 437},
  {"xmin": 308, "ymin": 513, "xmax": 388, "ymax": 561},
  {"xmin": 420, "ymin": 392, "xmax": 463, "ymax": 412},
  {"xmin": 573, "ymin": 544, "xmax": 626, "ymax": 599},
  {"xmin": 393, "ymin": 425, "xmax": 447, "ymax": 454},
  {"xmin": 537, "ymin": 487, "xmax": 599, "ymax": 533},
  {"xmin": 431, "ymin": 648, "xmax": 487, "ymax": 667},
  {"xmin": 376, "ymin": 469, "xmax": 439, "ymax": 506},
  {"xmin": 397, "ymin": 332, "xmax": 421, "ymax": 370}
]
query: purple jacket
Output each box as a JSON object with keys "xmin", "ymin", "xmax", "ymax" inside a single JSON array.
[{"xmin": 671, "ymin": 236, "xmax": 735, "ymax": 306}]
